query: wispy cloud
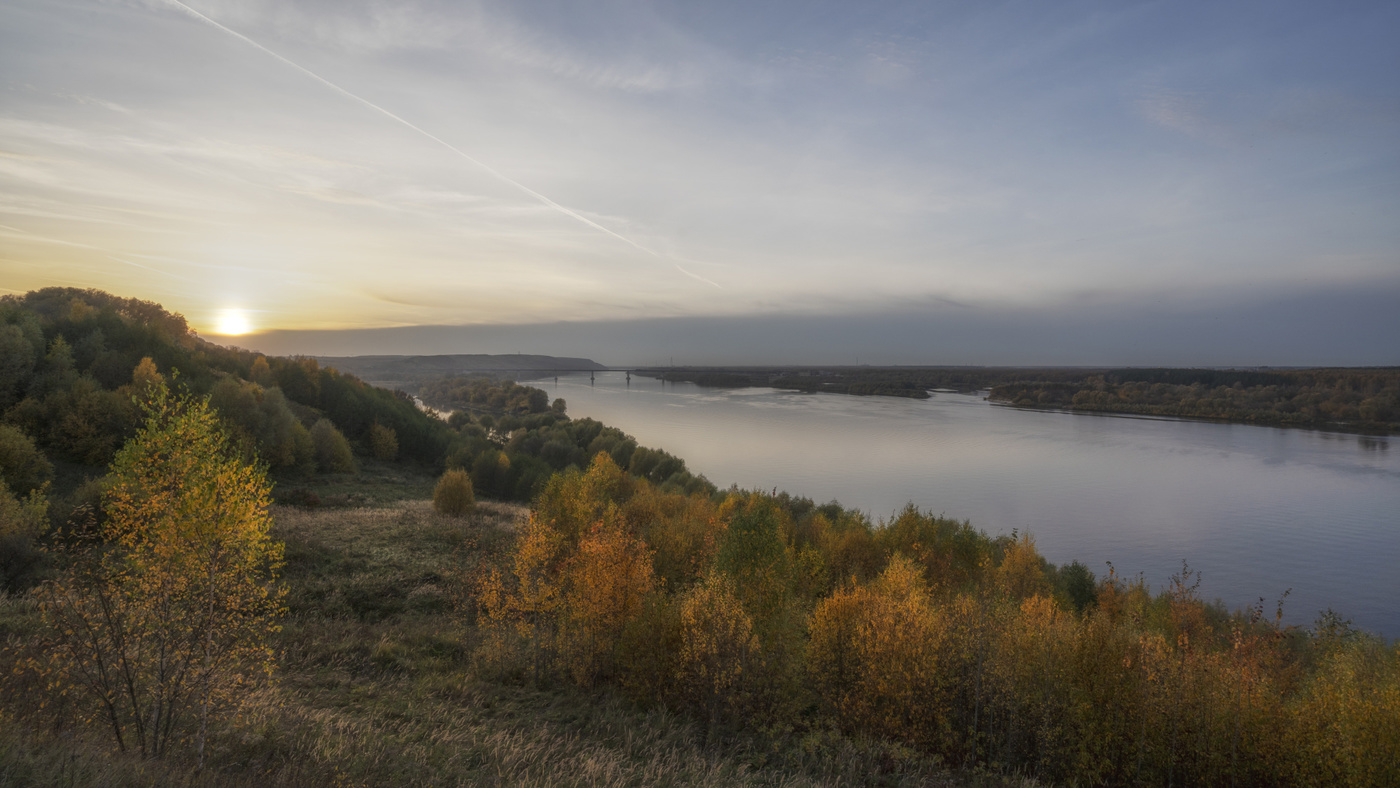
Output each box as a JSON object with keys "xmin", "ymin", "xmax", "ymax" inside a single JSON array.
[
  {"xmin": 1136, "ymin": 90, "xmax": 1232, "ymax": 145},
  {"xmin": 4, "ymin": 0, "xmax": 1397, "ymax": 344}
]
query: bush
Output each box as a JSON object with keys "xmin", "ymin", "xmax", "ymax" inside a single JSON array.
[
  {"xmin": 310, "ymin": 418, "xmax": 356, "ymax": 473},
  {"xmin": 433, "ymin": 468, "xmax": 475, "ymax": 516}
]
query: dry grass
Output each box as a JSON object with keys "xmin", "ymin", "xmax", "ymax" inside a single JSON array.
[{"xmin": 1, "ymin": 498, "xmax": 1032, "ymax": 787}]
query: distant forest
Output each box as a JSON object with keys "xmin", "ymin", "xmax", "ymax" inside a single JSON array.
[{"xmin": 642, "ymin": 366, "xmax": 1400, "ymax": 434}]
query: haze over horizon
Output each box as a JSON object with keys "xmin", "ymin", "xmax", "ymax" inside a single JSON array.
[{"xmin": 2, "ymin": 0, "xmax": 1398, "ymax": 364}]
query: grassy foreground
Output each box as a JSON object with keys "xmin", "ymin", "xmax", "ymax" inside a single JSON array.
[{"xmin": 1, "ymin": 495, "xmax": 1028, "ymax": 787}]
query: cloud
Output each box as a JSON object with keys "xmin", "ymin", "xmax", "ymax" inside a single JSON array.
[
  {"xmin": 242, "ymin": 275, "xmax": 1400, "ymax": 368},
  {"xmin": 1137, "ymin": 90, "xmax": 1232, "ymax": 145},
  {"xmin": 1137, "ymin": 84, "xmax": 1400, "ymax": 148},
  {"xmin": 168, "ymin": 0, "xmax": 718, "ymax": 94}
]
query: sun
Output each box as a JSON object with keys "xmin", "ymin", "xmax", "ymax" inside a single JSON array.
[{"xmin": 215, "ymin": 309, "xmax": 253, "ymax": 336}]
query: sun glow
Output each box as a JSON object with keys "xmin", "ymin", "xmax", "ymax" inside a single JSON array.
[{"xmin": 215, "ymin": 309, "xmax": 253, "ymax": 336}]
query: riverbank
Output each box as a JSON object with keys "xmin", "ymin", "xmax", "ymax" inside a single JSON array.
[
  {"xmin": 546, "ymin": 374, "xmax": 1400, "ymax": 637},
  {"xmin": 633, "ymin": 366, "xmax": 1400, "ymax": 435}
]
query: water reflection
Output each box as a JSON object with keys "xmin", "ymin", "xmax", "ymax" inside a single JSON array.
[
  {"xmin": 1358, "ymin": 435, "xmax": 1390, "ymax": 452},
  {"xmin": 549, "ymin": 372, "xmax": 1400, "ymax": 637}
]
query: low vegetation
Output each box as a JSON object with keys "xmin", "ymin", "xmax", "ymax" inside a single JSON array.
[{"xmin": 433, "ymin": 467, "xmax": 476, "ymax": 516}]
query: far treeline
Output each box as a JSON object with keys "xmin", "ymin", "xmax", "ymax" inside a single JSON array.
[{"xmin": 643, "ymin": 366, "xmax": 1400, "ymax": 434}]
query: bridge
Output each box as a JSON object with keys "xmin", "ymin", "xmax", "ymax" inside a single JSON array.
[{"xmin": 438, "ymin": 368, "xmax": 666, "ymax": 383}]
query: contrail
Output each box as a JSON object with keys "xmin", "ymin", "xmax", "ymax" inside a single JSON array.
[
  {"xmin": 107, "ymin": 255, "xmax": 189, "ymax": 280},
  {"xmin": 162, "ymin": 0, "xmax": 721, "ymax": 289}
]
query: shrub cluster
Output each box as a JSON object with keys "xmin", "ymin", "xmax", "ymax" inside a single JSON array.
[
  {"xmin": 433, "ymin": 379, "xmax": 714, "ymax": 503},
  {"xmin": 475, "ymin": 453, "xmax": 1400, "ymax": 787}
]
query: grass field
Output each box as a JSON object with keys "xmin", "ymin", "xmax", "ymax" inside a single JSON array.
[{"xmin": 2, "ymin": 495, "xmax": 1033, "ymax": 787}]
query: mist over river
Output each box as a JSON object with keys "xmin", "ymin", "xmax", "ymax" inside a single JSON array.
[{"xmin": 540, "ymin": 372, "xmax": 1399, "ymax": 637}]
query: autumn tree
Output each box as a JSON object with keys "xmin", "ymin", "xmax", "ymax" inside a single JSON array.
[
  {"xmin": 674, "ymin": 571, "xmax": 759, "ymax": 734},
  {"xmin": 557, "ymin": 523, "xmax": 656, "ymax": 685},
  {"xmin": 33, "ymin": 382, "xmax": 284, "ymax": 761},
  {"xmin": 810, "ymin": 556, "xmax": 950, "ymax": 746},
  {"xmin": 993, "ymin": 532, "xmax": 1050, "ymax": 600},
  {"xmin": 476, "ymin": 513, "xmax": 565, "ymax": 683},
  {"xmin": 248, "ymin": 355, "xmax": 273, "ymax": 387}
]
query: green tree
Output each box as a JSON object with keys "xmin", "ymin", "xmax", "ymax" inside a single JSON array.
[
  {"xmin": 310, "ymin": 418, "xmax": 355, "ymax": 473},
  {"xmin": 0, "ymin": 322, "xmax": 38, "ymax": 408},
  {"xmin": 0, "ymin": 423, "xmax": 53, "ymax": 495}
]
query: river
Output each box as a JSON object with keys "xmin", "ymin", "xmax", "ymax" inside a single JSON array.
[{"xmin": 539, "ymin": 372, "xmax": 1399, "ymax": 637}]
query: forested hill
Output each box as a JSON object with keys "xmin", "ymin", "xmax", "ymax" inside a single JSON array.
[
  {"xmin": 0, "ymin": 287, "xmax": 457, "ymax": 491},
  {"xmin": 316, "ymin": 353, "xmax": 607, "ymax": 389},
  {"xmin": 0, "ymin": 287, "xmax": 710, "ymax": 586}
]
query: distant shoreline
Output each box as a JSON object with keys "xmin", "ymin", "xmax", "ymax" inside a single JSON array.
[{"xmin": 633, "ymin": 365, "xmax": 1400, "ymax": 436}]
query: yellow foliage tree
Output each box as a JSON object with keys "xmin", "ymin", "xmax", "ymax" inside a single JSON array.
[
  {"xmin": 534, "ymin": 452, "xmax": 634, "ymax": 546},
  {"xmin": 558, "ymin": 523, "xmax": 656, "ymax": 685},
  {"xmin": 248, "ymin": 355, "xmax": 273, "ymax": 386},
  {"xmin": 851, "ymin": 556, "xmax": 949, "ymax": 746},
  {"xmin": 477, "ymin": 513, "xmax": 564, "ymax": 683},
  {"xmin": 1284, "ymin": 639, "xmax": 1400, "ymax": 787},
  {"xmin": 993, "ymin": 532, "xmax": 1049, "ymax": 600},
  {"xmin": 806, "ymin": 583, "xmax": 869, "ymax": 717},
  {"xmin": 33, "ymin": 382, "xmax": 284, "ymax": 761},
  {"xmin": 675, "ymin": 571, "xmax": 758, "ymax": 732},
  {"xmin": 130, "ymin": 356, "xmax": 163, "ymax": 395}
]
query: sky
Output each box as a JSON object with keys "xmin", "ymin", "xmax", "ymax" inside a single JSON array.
[{"xmin": 2, "ymin": 0, "xmax": 1398, "ymax": 365}]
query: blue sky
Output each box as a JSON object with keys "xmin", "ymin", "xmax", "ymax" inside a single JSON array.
[{"xmin": 1, "ymin": 0, "xmax": 1397, "ymax": 363}]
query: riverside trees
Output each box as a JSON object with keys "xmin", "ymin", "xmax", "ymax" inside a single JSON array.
[{"xmin": 474, "ymin": 452, "xmax": 1400, "ymax": 787}]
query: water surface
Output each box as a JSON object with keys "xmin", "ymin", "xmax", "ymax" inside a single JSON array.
[{"xmin": 544, "ymin": 373, "xmax": 1399, "ymax": 636}]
